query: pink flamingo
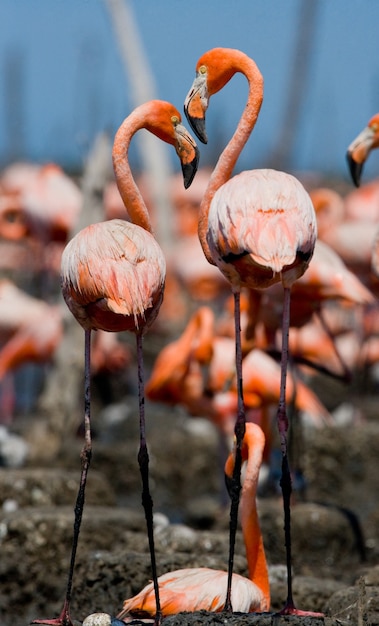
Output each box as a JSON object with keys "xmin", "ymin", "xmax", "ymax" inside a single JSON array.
[
  {"xmin": 146, "ymin": 306, "xmax": 331, "ymax": 447},
  {"xmin": 1, "ymin": 162, "xmax": 82, "ymax": 243},
  {"xmin": 310, "ymin": 188, "xmax": 377, "ymax": 287},
  {"xmin": 31, "ymin": 101, "xmax": 199, "ymax": 626},
  {"xmin": 0, "ymin": 280, "xmax": 63, "ymax": 382},
  {"xmin": 184, "ymin": 47, "xmax": 319, "ymax": 615},
  {"xmin": 346, "ymin": 112, "xmax": 379, "ymax": 187},
  {"xmin": 345, "ymin": 179, "xmax": 379, "ymax": 222},
  {"xmin": 114, "ymin": 422, "xmax": 270, "ymax": 619},
  {"xmin": 0, "ymin": 280, "xmax": 63, "ymax": 424}
]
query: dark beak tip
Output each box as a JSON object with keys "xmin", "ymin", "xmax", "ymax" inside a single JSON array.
[
  {"xmin": 183, "ymin": 174, "xmax": 192, "ymax": 190},
  {"xmin": 194, "ymin": 123, "xmax": 208, "ymax": 145},
  {"xmin": 183, "ymin": 169, "xmax": 196, "ymax": 189},
  {"xmin": 182, "ymin": 150, "xmax": 200, "ymax": 189},
  {"xmin": 184, "ymin": 110, "xmax": 208, "ymax": 144},
  {"xmin": 346, "ymin": 152, "xmax": 362, "ymax": 187}
]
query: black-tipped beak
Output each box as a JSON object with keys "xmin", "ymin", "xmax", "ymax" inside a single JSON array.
[
  {"xmin": 175, "ymin": 121, "xmax": 200, "ymax": 188},
  {"xmin": 182, "ymin": 144, "xmax": 200, "ymax": 189},
  {"xmin": 184, "ymin": 72, "xmax": 209, "ymax": 144},
  {"xmin": 185, "ymin": 113, "xmax": 208, "ymax": 145},
  {"xmin": 346, "ymin": 125, "xmax": 376, "ymax": 187},
  {"xmin": 346, "ymin": 152, "xmax": 363, "ymax": 187}
]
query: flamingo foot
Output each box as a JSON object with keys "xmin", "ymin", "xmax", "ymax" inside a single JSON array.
[
  {"xmin": 31, "ymin": 619, "xmax": 73, "ymax": 626},
  {"xmin": 278, "ymin": 601, "xmax": 324, "ymax": 618},
  {"xmin": 31, "ymin": 601, "xmax": 73, "ymax": 626}
]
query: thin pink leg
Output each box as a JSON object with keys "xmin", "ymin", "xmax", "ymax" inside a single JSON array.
[
  {"xmin": 32, "ymin": 329, "xmax": 93, "ymax": 626},
  {"xmin": 224, "ymin": 289, "xmax": 246, "ymax": 612},
  {"xmin": 277, "ymin": 287, "xmax": 324, "ymax": 618},
  {"xmin": 136, "ymin": 333, "xmax": 162, "ymax": 626},
  {"xmin": 317, "ymin": 309, "xmax": 351, "ymax": 382}
]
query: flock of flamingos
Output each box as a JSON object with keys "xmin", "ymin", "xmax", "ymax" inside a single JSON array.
[{"xmin": 1, "ymin": 47, "xmax": 379, "ymax": 625}]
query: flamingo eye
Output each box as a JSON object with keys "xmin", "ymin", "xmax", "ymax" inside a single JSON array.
[
  {"xmin": 198, "ymin": 65, "xmax": 207, "ymax": 75},
  {"xmin": 171, "ymin": 115, "xmax": 180, "ymax": 126}
]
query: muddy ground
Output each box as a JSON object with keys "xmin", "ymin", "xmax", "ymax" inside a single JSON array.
[{"xmin": 1, "ymin": 333, "xmax": 379, "ymax": 626}]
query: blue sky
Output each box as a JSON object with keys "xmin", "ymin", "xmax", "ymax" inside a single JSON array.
[{"xmin": 1, "ymin": 0, "xmax": 379, "ymax": 180}]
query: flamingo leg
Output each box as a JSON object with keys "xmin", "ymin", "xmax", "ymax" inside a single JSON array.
[
  {"xmin": 277, "ymin": 287, "xmax": 324, "ymax": 617},
  {"xmin": 224, "ymin": 290, "xmax": 246, "ymax": 612},
  {"xmin": 316, "ymin": 308, "xmax": 352, "ymax": 383},
  {"xmin": 136, "ymin": 333, "xmax": 162, "ymax": 626},
  {"xmin": 32, "ymin": 329, "xmax": 93, "ymax": 626}
]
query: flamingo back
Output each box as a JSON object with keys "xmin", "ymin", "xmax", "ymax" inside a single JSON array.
[
  {"xmin": 61, "ymin": 219, "xmax": 166, "ymax": 333},
  {"xmin": 207, "ymin": 169, "xmax": 317, "ymax": 290}
]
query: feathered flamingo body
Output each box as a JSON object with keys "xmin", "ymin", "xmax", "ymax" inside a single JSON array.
[
  {"xmin": 0, "ymin": 162, "xmax": 82, "ymax": 243},
  {"xmin": 61, "ymin": 219, "xmax": 165, "ymax": 334},
  {"xmin": 207, "ymin": 168, "xmax": 316, "ymax": 291},
  {"xmin": 0, "ymin": 279, "xmax": 63, "ymax": 380},
  {"xmin": 118, "ymin": 567, "xmax": 265, "ymax": 617}
]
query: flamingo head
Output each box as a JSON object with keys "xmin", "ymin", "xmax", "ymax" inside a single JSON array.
[
  {"xmin": 346, "ymin": 112, "xmax": 379, "ymax": 187},
  {"xmin": 224, "ymin": 422, "xmax": 266, "ymax": 497},
  {"xmin": 143, "ymin": 100, "xmax": 200, "ymax": 189},
  {"xmin": 184, "ymin": 64, "xmax": 209, "ymax": 144},
  {"xmin": 184, "ymin": 48, "xmax": 237, "ymax": 144},
  {"xmin": 184, "ymin": 48, "xmax": 253, "ymax": 145}
]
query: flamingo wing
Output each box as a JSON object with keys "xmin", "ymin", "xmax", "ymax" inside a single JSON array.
[
  {"xmin": 61, "ymin": 220, "xmax": 166, "ymax": 332},
  {"xmin": 118, "ymin": 567, "xmax": 265, "ymax": 618},
  {"xmin": 208, "ymin": 170, "xmax": 316, "ymax": 290}
]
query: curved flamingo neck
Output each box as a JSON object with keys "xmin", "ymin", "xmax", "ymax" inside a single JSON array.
[
  {"xmin": 239, "ymin": 427, "xmax": 270, "ymax": 607},
  {"xmin": 199, "ymin": 52, "xmax": 264, "ymax": 260},
  {"xmin": 175, "ymin": 306, "xmax": 215, "ymax": 359},
  {"xmin": 190, "ymin": 306, "xmax": 215, "ymax": 363},
  {"xmin": 112, "ymin": 105, "xmax": 155, "ymax": 233}
]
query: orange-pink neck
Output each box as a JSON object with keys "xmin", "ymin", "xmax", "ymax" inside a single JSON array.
[
  {"xmin": 112, "ymin": 106, "xmax": 154, "ymax": 233},
  {"xmin": 199, "ymin": 53, "xmax": 264, "ymax": 261},
  {"xmin": 239, "ymin": 428, "xmax": 270, "ymax": 608}
]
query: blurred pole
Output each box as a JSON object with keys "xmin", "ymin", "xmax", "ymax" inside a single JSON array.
[
  {"xmin": 105, "ymin": 0, "xmax": 174, "ymax": 250},
  {"xmin": 3, "ymin": 48, "xmax": 26, "ymax": 164},
  {"xmin": 268, "ymin": 0, "xmax": 320, "ymax": 171},
  {"xmin": 75, "ymin": 132, "xmax": 113, "ymax": 235}
]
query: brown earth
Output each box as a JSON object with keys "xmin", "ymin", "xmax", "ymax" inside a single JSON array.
[{"xmin": 1, "ymin": 353, "xmax": 379, "ymax": 626}]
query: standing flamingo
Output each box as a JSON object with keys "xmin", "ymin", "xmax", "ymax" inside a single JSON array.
[
  {"xmin": 82, "ymin": 422, "xmax": 269, "ymax": 626},
  {"xmin": 184, "ymin": 48, "xmax": 319, "ymax": 616},
  {"xmin": 31, "ymin": 100, "xmax": 199, "ymax": 626},
  {"xmin": 346, "ymin": 112, "xmax": 379, "ymax": 186}
]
